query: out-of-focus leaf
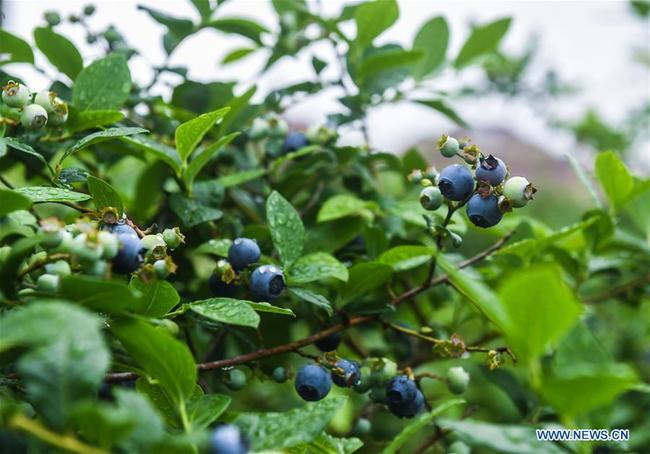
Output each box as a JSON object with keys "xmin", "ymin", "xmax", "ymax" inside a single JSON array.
[
  {"xmin": 206, "ymin": 18, "xmax": 268, "ymax": 45},
  {"xmin": 195, "ymin": 238, "xmax": 232, "ymax": 257},
  {"xmin": 378, "ymin": 245, "xmax": 434, "ymax": 272},
  {"xmin": 217, "ymin": 168, "xmax": 266, "ymax": 188},
  {"xmin": 415, "ymin": 99, "xmax": 468, "ymax": 127},
  {"xmin": 169, "ymin": 193, "xmax": 223, "ymax": 227},
  {"xmin": 317, "ymin": 194, "xmax": 378, "ymax": 223},
  {"xmin": 288, "ymin": 252, "xmax": 349, "ymax": 284},
  {"xmin": 338, "ymin": 262, "xmax": 392, "ymax": 306},
  {"xmin": 222, "ymin": 47, "xmax": 256, "ymax": 64},
  {"xmin": 1, "ymin": 137, "xmax": 55, "ymax": 175},
  {"xmin": 66, "ymin": 109, "xmax": 124, "ymax": 133},
  {"xmin": 455, "ymin": 18, "xmax": 512, "ymax": 68},
  {"xmin": 73, "ymin": 53, "xmax": 132, "ymax": 110},
  {"xmin": 412, "ymin": 16, "xmax": 448, "ymax": 79},
  {"xmin": 595, "ymin": 150, "xmax": 637, "ymax": 211},
  {"xmin": 184, "ymin": 132, "xmax": 239, "ymax": 187},
  {"xmin": 120, "ymin": 134, "xmax": 182, "ymax": 174},
  {"xmin": 353, "ymin": 0, "xmax": 398, "ymax": 50},
  {"xmin": 58, "ymin": 275, "xmax": 138, "ymax": 313},
  {"xmin": 34, "ymin": 27, "xmax": 83, "ymax": 80},
  {"xmin": 129, "ymin": 279, "xmax": 180, "ymax": 317},
  {"xmin": 0, "ymin": 29, "xmax": 34, "ymax": 64},
  {"xmin": 187, "ymin": 394, "xmax": 231, "ymax": 431},
  {"xmin": 0, "ymin": 189, "xmax": 32, "ymax": 216}
]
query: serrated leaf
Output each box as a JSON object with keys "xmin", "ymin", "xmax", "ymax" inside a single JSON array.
[
  {"xmin": 184, "ymin": 132, "xmax": 239, "ymax": 187},
  {"xmin": 378, "ymin": 245, "xmax": 434, "ymax": 272},
  {"xmin": 235, "ymin": 397, "xmax": 346, "ymax": 451},
  {"xmin": 0, "ymin": 189, "xmax": 32, "ymax": 216},
  {"xmin": 129, "ymin": 279, "xmax": 180, "ymax": 317},
  {"xmin": 288, "ymin": 287, "xmax": 334, "ymax": 317},
  {"xmin": 175, "ymin": 107, "xmax": 230, "ymax": 163},
  {"xmin": 455, "ymin": 17, "xmax": 512, "ymax": 68},
  {"xmin": 338, "ymin": 262, "xmax": 393, "ymax": 306},
  {"xmin": 34, "ymin": 27, "xmax": 83, "ymax": 80},
  {"xmin": 112, "ymin": 319, "xmax": 197, "ymax": 404},
  {"xmin": 266, "ymin": 191, "xmax": 305, "ymax": 266},
  {"xmin": 59, "ymin": 275, "xmax": 138, "ymax": 313},
  {"xmin": 87, "ymin": 175, "xmax": 124, "ymax": 215},
  {"xmin": 189, "ymin": 297, "xmax": 261, "ymax": 328},
  {"xmin": 65, "ymin": 127, "xmax": 149, "ymax": 162},
  {"xmin": 73, "ymin": 53, "xmax": 132, "ymax": 110},
  {"xmin": 287, "ymin": 252, "xmax": 349, "ymax": 285}
]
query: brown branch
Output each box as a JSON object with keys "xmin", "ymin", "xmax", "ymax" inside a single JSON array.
[
  {"xmin": 104, "ymin": 233, "xmax": 514, "ymax": 383},
  {"xmin": 582, "ymin": 273, "xmax": 650, "ymax": 304}
]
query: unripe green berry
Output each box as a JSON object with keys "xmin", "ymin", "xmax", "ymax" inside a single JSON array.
[
  {"xmin": 272, "ymin": 366, "xmax": 288, "ymax": 383},
  {"xmin": 153, "ymin": 259, "xmax": 169, "ymax": 278},
  {"xmin": 162, "ymin": 227, "xmax": 184, "ymax": 249},
  {"xmin": 448, "ymin": 441, "xmax": 471, "ymax": 454},
  {"xmin": 83, "ymin": 4, "xmax": 96, "ymax": 15},
  {"xmin": 85, "ymin": 259, "xmax": 108, "ymax": 277},
  {"xmin": 98, "ymin": 231, "xmax": 119, "ymax": 259},
  {"xmin": 40, "ymin": 230, "xmax": 64, "ymax": 250},
  {"xmin": 353, "ymin": 366, "xmax": 373, "ymax": 393},
  {"xmin": 419, "ymin": 186, "xmax": 443, "ymax": 211},
  {"xmin": 249, "ymin": 118, "xmax": 269, "ymax": 139},
  {"xmin": 44, "ymin": 11, "xmax": 61, "ymax": 26},
  {"xmin": 446, "ymin": 366, "xmax": 470, "ymax": 394},
  {"xmin": 21, "ymin": 104, "xmax": 48, "ymax": 129},
  {"xmin": 225, "ymin": 369, "xmax": 247, "ymax": 391},
  {"xmin": 34, "ymin": 90, "xmax": 57, "ymax": 113},
  {"xmin": 45, "ymin": 260, "xmax": 71, "ymax": 277},
  {"xmin": 37, "ymin": 273, "xmax": 59, "ymax": 293},
  {"xmin": 440, "ymin": 136, "xmax": 460, "ymax": 158},
  {"xmin": 2, "ymin": 81, "xmax": 30, "ymax": 108},
  {"xmin": 72, "ymin": 234, "xmax": 103, "ymax": 264},
  {"xmin": 140, "ymin": 234, "xmax": 165, "ymax": 250},
  {"xmin": 503, "ymin": 176, "xmax": 534, "ymax": 208},
  {"xmin": 48, "ymin": 100, "xmax": 69, "ymax": 125},
  {"xmin": 351, "ymin": 418, "xmax": 372, "ymax": 437}
]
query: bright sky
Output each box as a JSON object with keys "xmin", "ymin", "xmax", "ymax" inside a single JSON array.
[{"xmin": 3, "ymin": 0, "xmax": 649, "ymax": 169}]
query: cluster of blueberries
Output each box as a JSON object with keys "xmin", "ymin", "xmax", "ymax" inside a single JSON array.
[
  {"xmin": 25, "ymin": 217, "xmax": 182, "ymax": 293},
  {"xmin": 1, "ymin": 81, "xmax": 69, "ymax": 129},
  {"xmin": 415, "ymin": 134, "xmax": 536, "ymax": 228},
  {"xmin": 209, "ymin": 238, "xmax": 285, "ymax": 301}
]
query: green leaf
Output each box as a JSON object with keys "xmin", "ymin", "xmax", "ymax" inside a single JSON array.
[
  {"xmin": 67, "ymin": 109, "xmax": 125, "ymax": 133},
  {"xmin": 455, "ymin": 17, "xmax": 512, "ymax": 68},
  {"xmin": 59, "ymin": 275, "xmax": 138, "ymax": 313},
  {"xmin": 136, "ymin": 378, "xmax": 180, "ymax": 428},
  {"xmin": 189, "ymin": 297, "xmax": 261, "ymax": 328},
  {"xmin": 247, "ymin": 301, "xmax": 295, "ymax": 317},
  {"xmin": 65, "ymin": 127, "xmax": 148, "ymax": 161},
  {"xmin": 120, "ymin": 134, "xmax": 182, "ymax": 174},
  {"xmin": 288, "ymin": 287, "xmax": 334, "ymax": 317},
  {"xmin": 356, "ymin": 49, "xmax": 423, "ymax": 82},
  {"xmin": 222, "ymin": 47, "xmax": 256, "ymax": 64},
  {"xmin": 383, "ymin": 399, "xmax": 464, "ymax": 454},
  {"xmin": 1, "ymin": 137, "xmax": 55, "ymax": 175},
  {"xmin": 111, "ymin": 318, "xmax": 197, "ymax": 404},
  {"xmin": 0, "ymin": 236, "xmax": 40, "ymax": 298},
  {"xmin": 595, "ymin": 150, "xmax": 636, "ymax": 211},
  {"xmin": 498, "ymin": 265, "xmax": 583, "ymax": 364},
  {"xmin": 317, "ymin": 194, "xmax": 377, "ymax": 223},
  {"xmin": 184, "ymin": 132, "xmax": 239, "ymax": 187},
  {"xmin": 129, "ymin": 279, "xmax": 181, "ymax": 317},
  {"xmin": 305, "ymin": 217, "xmax": 366, "ymax": 254},
  {"xmin": 287, "ymin": 252, "xmax": 349, "ymax": 285},
  {"xmin": 235, "ymin": 396, "xmax": 346, "ymax": 451},
  {"xmin": 187, "ymin": 394, "xmax": 232, "ymax": 431},
  {"xmin": 33, "ymin": 27, "xmax": 83, "ymax": 80},
  {"xmin": 338, "ymin": 262, "xmax": 393, "ymax": 306},
  {"xmin": 73, "ymin": 53, "xmax": 132, "ymax": 110},
  {"xmin": 137, "ymin": 5, "xmax": 195, "ymax": 54},
  {"xmin": 412, "ymin": 16, "xmax": 449, "ymax": 79},
  {"xmin": 289, "ymin": 433, "xmax": 363, "ymax": 454},
  {"xmin": 190, "ymin": 0, "xmax": 212, "ymax": 21},
  {"xmin": 353, "ymin": 0, "xmax": 399, "ymax": 50},
  {"xmin": 438, "ymin": 418, "xmax": 567, "ymax": 454},
  {"xmin": 169, "ymin": 193, "xmax": 223, "ymax": 227},
  {"xmin": 0, "ymin": 189, "xmax": 32, "ymax": 217},
  {"xmin": 13, "ymin": 186, "xmax": 90, "ymax": 204},
  {"xmin": 437, "ymin": 254, "xmax": 509, "ymax": 331},
  {"xmin": 0, "ymin": 29, "xmax": 34, "ymax": 64},
  {"xmin": 87, "ymin": 175, "xmax": 124, "ymax": 215},
  {"xmin": 175, "ymin": 107, "xmax": 230, "ymax": 163},
  {"xmin": 539, "ymin": 364, "xmax": 638, "ymax": 420},
  {"xmin": 217, "ymin": 168, "xmax": 266, "ymax": 188},
  {"xmin": 206, "ymin": 18, "xmax": 268, "ymax": 45},
  {"xmin": 415, "ymin": 99, "xmax": 468, "ymax": 127},
  {"xmin": 195, "ymin": 238, "xmax": 232, "ymax": 256},
  {"xmin": 266, "ymin": 190, "xmax": 305, "ymax": 266},
  {"xmin": 218, "ymin": 86, "xmax": 256, "ymax": 135},
  {"xmin": 378, "ymin": 245, "xmax": 434, "ymax": 272}
]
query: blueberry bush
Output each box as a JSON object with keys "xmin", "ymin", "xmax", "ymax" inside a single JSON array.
[{"xmin": 1, "ymin": 1, "xmax": 649, "ymax": 453}]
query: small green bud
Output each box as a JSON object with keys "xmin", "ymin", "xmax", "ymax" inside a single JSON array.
[
  {"xmin": 446, "ymin": 366, "xmax": 470, "ymax": 394},
  {"xmin": 44, "ymin": 11, "xmax": 61, "ymax": 26},
  {"xmin": 162, "ymin": 227, "xmax": 184, "ymax": 249},
  {"xmin": 36, "ymin": 274, "xmax": 59, "ymax": 293},
  {"xmin": 45, "ymin": 260, "xmax": 71, "ymax": 277}
]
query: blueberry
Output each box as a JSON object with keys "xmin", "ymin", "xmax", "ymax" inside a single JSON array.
[
  {"xmin": 331, "ymin": 359, "xmax": 361, "ymax": 387},
  {"xmin": 314, "ymin": 332, "xmax": 341, "ymax": 352},
  {"xmin": 294, "ymin": 364, "xmax": 332, "ymax": 401},
  {"xmin": 103, "ymin": 221, "xmax": 138, "ymax": 238},
  {"xmin": 210, "ymin": 424, "xmax": 249, "ymax": 454},
  {"xmin": 250, "ymin": 265, "xmax": 284, "ymax": 300},
  {"xmin": 209, "ymin": 273, "xmax": 237, "ymax": 297},
  {"xmin": 466, "ymin": 194, "xmax": 502, "ymax": 228},
  {"xmin": 225, "ymin": 369, "xmax": 247, "ymax": 391},
  {"xmin": 437, "ymin": 164, "xmax": 474, "ymax": 201},
  {"xmin": 272, "ymin": 366, "xmax": 288, "ymax": 383},
  {"xmin": 385, "ymin": 375, "xmax": 418, "ymax": 406},
  {"xmin": 2, "ymin": 81, "xmax": 30, "ymax": 107},
  {"xmin": 388, "ymin": 388, "xmax": 425, "ymax": 418},
  {"xmin": 446, "ymin": 366, "xmax": 470, "ymax": 394},
  {"xmin": 475, "ymin": 155, "xmax": 507, "ymax": 186},
  {"xmin": 503, "ymin": 176, "xmax": 534, "ymax": 208},
  {"xmin": 21, "ymin": 104, "xmax": 48, "ymax": 129},
  {"xmin": 351, "ymin": 418, "xmax": 372, "ymax": 437},
  {"xmin": 282, "ymin": 131, "xmax": 309, "ymax": 152},
  {"xmin": 228, "ymin": 238, "xmax": 261, "ymax": 271},
  {"xmin": 112, "ymin": 234, "xmax": 144, "ymax": 274}
]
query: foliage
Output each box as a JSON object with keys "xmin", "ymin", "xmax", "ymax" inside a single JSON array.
[{"xmin": 0, "ymin": 1, "xmax": 649, "ymax": 453}]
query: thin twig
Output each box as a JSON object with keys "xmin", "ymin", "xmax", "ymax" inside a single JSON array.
[{"xmin": 582, "ymin": 273, "xmax": 650, "ymax": 304}]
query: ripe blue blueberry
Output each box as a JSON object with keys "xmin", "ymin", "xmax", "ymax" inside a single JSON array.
[
  {"xmin": 385, "ymin": 375, "xmax": 418, "ymax": 406},
  {"xmin": 282, "ymin": 131, "xmax": 309, "ymax": 152},
  {"xmin": 210, "ymin": 424, "xmax": 249, "ymax": 454},
  {"xmin": 209, "ymin": 273, "xmax": 237, "ymax": 297},
  {"xmin": 314, "ymin": 332, "xmax": 341, "ymax": 352},
  {"xmin": 295, "ymin": 364, "xmax": 332, "ymax": 401},
  {"xmin": 475, "ymin": 155, "xmax": 507, "ymax": 186},
  {"xmin": 331, "ymin": 359, "xmax": 361, "ymax": 387},
  {"xmin": 103, "ymin": 221, "xmax": 138, "ymax": 238},
  {"xmin": 250, "ymin": 265, "xmax": 284, "ymax": 300},
  {"xmin": 437, "ymin": 164, "xmax": 474, "ymax": 201},
  {"xmin": 388, "ymin": 388, "xmax": 425, "ymax": 418},
  {"xmin": 21, "ymin": 104, "xmax": 48, "ymax": 129},
  {"xmin": 419, "ymin": 186, "xmax": 443, "ymax": 211},
  {"xmin": 112, "ymin": 234, "xmax": 144, "ymax": 274},
  {"xmin": 466, "ymin": 194, "xmax": 503, "ymax": 228},
  {"xmin": 2, "ymin": 81, "xmax": 30, "ymax": 107},
  {"xmin": 228, "ymin": 238, "xmax": 261, "ymax": 270}
]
